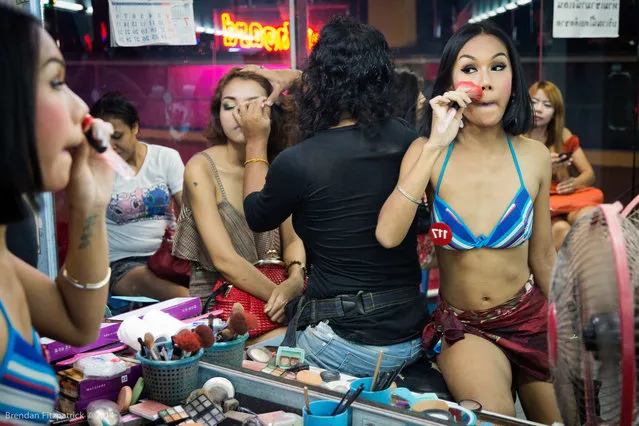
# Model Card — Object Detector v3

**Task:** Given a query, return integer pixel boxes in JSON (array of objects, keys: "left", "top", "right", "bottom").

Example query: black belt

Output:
[{"left": 281, "top": 286, "right": 420, "bottom": 347}]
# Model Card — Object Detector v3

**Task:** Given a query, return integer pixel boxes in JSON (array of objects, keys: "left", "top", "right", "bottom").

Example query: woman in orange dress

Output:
[{"left": 528, "top": 81, "right": 603, "bottom": 249}]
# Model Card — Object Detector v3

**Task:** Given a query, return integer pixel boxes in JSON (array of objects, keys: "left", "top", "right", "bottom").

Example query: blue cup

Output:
[
  {"left": 349, "top": 377, "right": 393, "bottom": 405},
  {"left": 302, "top": 400, "right": 350, "bottom": 426}
]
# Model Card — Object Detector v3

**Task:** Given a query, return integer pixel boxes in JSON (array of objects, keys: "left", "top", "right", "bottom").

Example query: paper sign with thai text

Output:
[{"left": 553, "top": 0, "right": 620, "bottom": 38}]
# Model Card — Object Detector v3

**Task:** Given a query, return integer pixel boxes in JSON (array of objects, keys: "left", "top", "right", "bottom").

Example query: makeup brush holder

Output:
[
  {"left": 350, "top": 377, "right": 393, "bottom": 405},
  {"left": 201, "top": 333, "right": 248, "bottom": 367},
  {"left": 136, "top": 342, "right": 203, "bottom": 406},
  {"left": 303, "top": 401, "right": 351, "bottom": 426}
]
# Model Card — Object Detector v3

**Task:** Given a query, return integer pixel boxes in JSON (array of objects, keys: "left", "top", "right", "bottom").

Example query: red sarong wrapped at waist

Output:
[{"left": 422, "top": 276, "right": 550, "bottom": 381}]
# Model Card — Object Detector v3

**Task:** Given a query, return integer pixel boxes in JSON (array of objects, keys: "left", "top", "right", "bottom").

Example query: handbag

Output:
[
  {"left": 147, "top": 226, "right": 191, "bottom": 286},
  {"left": 203, "top": 251, "right": 289, "bottom": 338}
]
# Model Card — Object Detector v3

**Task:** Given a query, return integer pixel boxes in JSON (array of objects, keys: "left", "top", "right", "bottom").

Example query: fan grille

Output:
[{"left": 550, "top": 206, "right": 639, "bottom": 426}]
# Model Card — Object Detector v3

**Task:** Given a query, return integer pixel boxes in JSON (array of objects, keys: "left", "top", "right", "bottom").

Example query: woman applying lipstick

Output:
[
  {"left": 377, "top": 22, "right": 560, "bottom": 422},
  {"left": 1, "top": 5, "right": 114, "bottom": 422},
  {"left": 528, "top": 80, "right": 602, "bottom": 250}
]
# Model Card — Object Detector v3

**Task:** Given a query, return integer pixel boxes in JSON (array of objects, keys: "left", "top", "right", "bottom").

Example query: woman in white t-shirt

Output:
[{"left": 91, "top": 92, "right": 188, "bottom": 300}]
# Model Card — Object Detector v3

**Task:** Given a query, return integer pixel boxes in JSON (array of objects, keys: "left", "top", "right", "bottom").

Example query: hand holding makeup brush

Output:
[
  {"left": 429, "top": 81, "right": 482, "bottom": 147},
  {"left": 65, "top": 116, "right": 115, "bottom": 212}
]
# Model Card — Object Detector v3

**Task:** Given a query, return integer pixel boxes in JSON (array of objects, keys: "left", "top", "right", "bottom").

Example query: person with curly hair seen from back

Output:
[{"left": 230, "top": 16, "right": 429, "bottom": 378}]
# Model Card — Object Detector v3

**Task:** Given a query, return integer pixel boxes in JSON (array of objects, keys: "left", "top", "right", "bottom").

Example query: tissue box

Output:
[
  {"left": 41, "top": 323, "right": 120, "bottom": 363},
  {"left": 41, "top": 297, "right": 201, "bottom": 362},
  {"left": 105, "top": 297, "right": 201, "bottom": 323},
  {"left": 58, "top": 362, "right": 142, "bottom": 400}
]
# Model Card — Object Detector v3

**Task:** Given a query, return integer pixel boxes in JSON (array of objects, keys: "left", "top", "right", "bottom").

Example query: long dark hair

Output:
[
  {"left": 204, "top": 68, "right": 295, "bottom": 161},
  {"left": 0, "top": 5, "right": 43, "bottom": 223},
  {"left": 296, "top": 15, "right": 394, "bottom": 140},
  {"left": 421, "top": 21, "right": 533, "bottom": 138},
  {"left": 392, "top": 68, "right": 424, "bottom": 128}
]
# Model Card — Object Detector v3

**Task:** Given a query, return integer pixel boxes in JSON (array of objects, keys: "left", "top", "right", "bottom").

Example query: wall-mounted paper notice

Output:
[
  {"left": 108, "top": 0, "right": 196, "bottom": 47},
  {"left": 553, "top": 0, "right": 620, "bottom": 38}
]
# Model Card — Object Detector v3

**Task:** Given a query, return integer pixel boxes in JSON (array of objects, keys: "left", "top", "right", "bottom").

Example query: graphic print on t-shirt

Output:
[{"left": 107, "top": 183, "right": 171, "bottom": 225}]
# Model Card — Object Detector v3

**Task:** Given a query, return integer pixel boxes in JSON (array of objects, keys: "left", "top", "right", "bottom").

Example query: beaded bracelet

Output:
[{"left": 286, "top": 260, "right": 308, "bottom": 279}]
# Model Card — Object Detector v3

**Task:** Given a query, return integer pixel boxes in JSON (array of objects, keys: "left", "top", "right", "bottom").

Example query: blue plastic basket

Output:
[
  {"left": 136, "top": 342, "right": 203, "bottom": 405},
  {"left": 201, "top": 333, "right": 248, "bottom": 367}
]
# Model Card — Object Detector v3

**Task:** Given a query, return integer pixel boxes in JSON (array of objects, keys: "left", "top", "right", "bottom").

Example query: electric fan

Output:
[{"left": 548, "top": 199, "right": 639, "bottom": 426}]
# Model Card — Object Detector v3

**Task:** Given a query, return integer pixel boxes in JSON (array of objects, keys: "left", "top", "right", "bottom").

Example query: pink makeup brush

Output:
[{"left": 55, "top": 344, "right": 128, "bottom": 366}]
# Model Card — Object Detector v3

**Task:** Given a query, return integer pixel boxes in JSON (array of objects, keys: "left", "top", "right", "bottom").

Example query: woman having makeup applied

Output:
[
  {"left": 377, "top": 22, "right": 561, "bottom": 422},
  {"left": 173, "top": 68, "right": 305, "bottom": 341},
  {"left": 0, "top": 5, "right": 114, "bottom": 422}
]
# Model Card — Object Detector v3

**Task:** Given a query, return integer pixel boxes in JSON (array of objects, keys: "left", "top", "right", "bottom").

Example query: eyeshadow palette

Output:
[
  {"left": 275, "top": 346, "right": 305, "bottom": 369},
  {"left": 260, "top": 364, "right": 297, "bottom": 380},
  {"left": 157, "top": 406, "right": 189, "bottom": 424},
  {"left": 128, "top": 401, "right": 170, "bottom": 421},
  {"left": 184, "top": 394, "right": 226, "bottom": 426},
  {"left": 261, "top": 365, "right": 275, "bottom": 375}
]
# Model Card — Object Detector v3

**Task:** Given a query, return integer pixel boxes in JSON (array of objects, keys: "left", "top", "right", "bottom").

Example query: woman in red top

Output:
[{"left": 528, "top": 81, "right": 603, "bottom": 249}]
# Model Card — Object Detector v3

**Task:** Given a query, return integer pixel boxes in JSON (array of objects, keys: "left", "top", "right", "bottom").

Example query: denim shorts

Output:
[
  {"left": 109, "top": 256, "right": 150, "bottom": 291},
  {"left": 296, "top": 321, "right": 423, "bottom": 378}
]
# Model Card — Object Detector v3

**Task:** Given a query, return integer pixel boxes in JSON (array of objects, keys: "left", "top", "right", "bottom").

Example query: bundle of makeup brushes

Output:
[
  {"left": 303, "top": 385, "right": 365, "bottom": 417},
  {"left": 371, "top": 360, "right": 407, "bottom": 392},
  {"left": 138, "top": 324, "right": 215, "bottom": 362},
  {"left": 330, "top": 384, "right": 365, "bottom": 415}
]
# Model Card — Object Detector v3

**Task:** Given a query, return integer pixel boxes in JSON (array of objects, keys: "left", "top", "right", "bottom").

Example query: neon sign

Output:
[{"left": 220, "top": 12, "right": 319, "bottom": 52}]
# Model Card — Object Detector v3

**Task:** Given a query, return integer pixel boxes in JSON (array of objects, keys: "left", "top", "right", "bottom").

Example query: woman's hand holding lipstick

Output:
[
  {"left": 428, "top": 89, "right": 472, "bottom": 148},
  {"left": 66, "top": 116, "right": 115, "bottom": 212},
  {"left": 82, "top": 114, "right": 136, "bottom": 181},
  {"left": 82, "top": 115, "right": 110, "bottom": 153}
]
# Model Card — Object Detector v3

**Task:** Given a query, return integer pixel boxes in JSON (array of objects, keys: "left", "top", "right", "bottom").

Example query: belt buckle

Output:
[
  {"left": 339, "top": 291, "right": 365, "bottom": 315},
  {"left": 222, "top": 283, "right": 233, "bottom": 298}
]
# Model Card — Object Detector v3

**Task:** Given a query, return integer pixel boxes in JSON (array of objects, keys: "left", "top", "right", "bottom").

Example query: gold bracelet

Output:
[
  {"left": 243, "top": 158, "right": 269, "bottom": 167},
  {"left": 61, "top": 266, "right": 111, "bottom": 290}
]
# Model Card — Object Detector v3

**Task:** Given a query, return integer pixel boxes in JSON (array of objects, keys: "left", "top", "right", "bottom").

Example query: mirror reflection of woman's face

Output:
[
  {"left": 531, "top": 89, "right": 555, "bottom": 129},
  {"left": 35, "top": 28, "right": 89, "bottom": 191},
  {"left": 451, "top": 34, "right": 513, "bottom": 129},
  {"left": 219, "top": 78, "right": 268, "bottom": 144}
]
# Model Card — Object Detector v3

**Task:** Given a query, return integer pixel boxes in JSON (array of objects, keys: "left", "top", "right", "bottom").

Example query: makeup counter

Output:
[{"left": 44, "top": 297, "right": 543, "bottom": 426}]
